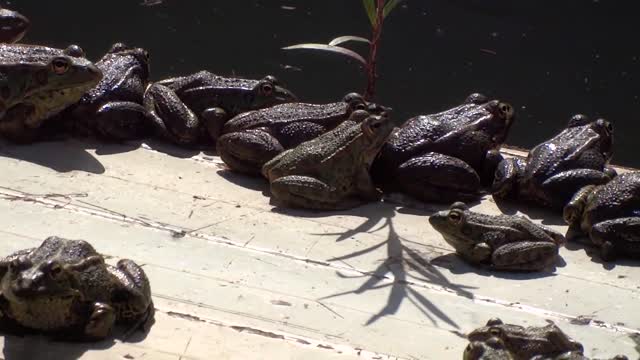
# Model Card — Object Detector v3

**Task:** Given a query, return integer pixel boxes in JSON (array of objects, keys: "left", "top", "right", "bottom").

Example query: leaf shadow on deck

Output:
[
  {"left": 0, "top": 139, "right": 106, "bottom": 174},
  {"left": 311, "top": 202, "right": 475, "bottom": 330}
]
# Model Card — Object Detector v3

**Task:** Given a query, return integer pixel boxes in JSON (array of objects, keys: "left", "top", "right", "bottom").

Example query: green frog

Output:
[
  {"left": 429, "top": 202, "right": 564, "bottom": 271},
  {"left": 0, "top": 236, "right": 154, "bottom": 340},
  {"left": 0, "top": 7, "right": 30, "bottom": 43},
  {"left": 218, "top": 92, "right": 388, "bottom": 175},
  {"left": 371, "top": 93, "right": 514, "bottom": 203},
  {"left": 563, "top": 171, "right": 640, "bottom": 261},
  {"left": 59, "top": 42, "right": 153, "bottom": 141},
  {"left": 467, "top": 318, "right": 584, "bottom": 360},
  {"left": 261, "top": 109, "right": 397, "bottom": 210},
  {"left": 143, "top": 71, "right": 297, "bottom": 145},
  {"left": 493, "top": 115, "right": 616, "bottom": 210},
  {"left": 0, "top": 43, "right": 103, "bottom": 142}
]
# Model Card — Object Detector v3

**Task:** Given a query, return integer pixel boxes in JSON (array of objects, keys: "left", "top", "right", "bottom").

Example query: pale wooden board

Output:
[{"left": 0, "top": 140, "right": 638, "bottom": 360}]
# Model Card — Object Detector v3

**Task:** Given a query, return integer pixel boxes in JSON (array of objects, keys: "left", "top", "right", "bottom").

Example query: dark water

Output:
[{"left": 5, "top": 0, "right": 640, "bottom": 167}]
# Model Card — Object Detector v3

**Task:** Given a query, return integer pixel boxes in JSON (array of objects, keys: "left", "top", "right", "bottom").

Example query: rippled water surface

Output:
[{"left": 5, "top": 0, "right": 639, "bottom": 166}]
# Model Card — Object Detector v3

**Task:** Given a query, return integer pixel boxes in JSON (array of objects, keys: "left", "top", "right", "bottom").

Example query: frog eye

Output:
[
  {"left": 51, "top": 57, "right": 71, "bottom": 75},
  {"left": 489, "top": 327, "right": 502, "bottom": 337},
  {"left": 448, "top": 210, "right": 463, "bottom": 223},
  {"left": 354, "top": 102, "right": 367, "bottom": 111},
  {"left": 64, "top": 44, "right": 85, "bottom": 58},
  {"left": 260, "top": 83, "right": 273, "bottom": 96}
]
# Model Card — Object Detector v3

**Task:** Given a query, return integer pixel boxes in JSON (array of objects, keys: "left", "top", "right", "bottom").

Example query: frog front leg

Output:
[
  {"left": 84, "top": 302, "right": 116, "bottom": 339},
  {"left": 590, "top": 217, "right": 640, "bottom": 261},
  {"left": 394, "top": 152, "right": 482, "bottom": 203},
  {"left": 491, "top": 241, "right": 559, "bottom": 271},
  {"left": 270, "top": 175, "right": 366, "bottom": 210},
  {"left": 143, "top": 83, "right": 201, "bottom": 145},
  {"left": 93, "top": 101, "right": 154, "bottom": 141},
  {"left": 540, "top": 169, "right": 612, "bottom": 209},
  {"left": 562, "top": 185, "right": 597, "bottom": 241},
  {"left": 0, "top": 103, "right": 40, "bottom": 143},
  {"left": 217, "top": 129, "right": 285, "bottom": 175},
  {"left": 109, "top": 259, "right": 154, "bottom": 336},
  {"left": 201, "top": 107, "right": 229, "bottom": 144}
]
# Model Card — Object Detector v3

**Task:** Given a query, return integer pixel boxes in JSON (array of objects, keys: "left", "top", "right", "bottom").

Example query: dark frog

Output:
[
  {"left": 493, "top": 114, "right": 616, "bottom": 210},
  {"left": 217, "top": 92, "right": 388, "bottom": 175},
  {"left": 60, "top": 42, "right": 153, "bottom": 141},
  {"left": 0, "top": 43, "right": 102, "bottom": 143},
  {"left": 0, "top": 236, "right": 154, "bottom": 340},
  {"left": 0, "top": 6, "right": 30, "bottom": 43},
  {"left": 371, "top": 93, "right": 514, "bottom": 203},
  {"left": 143, "top": 71, "right": 297, "bottom": 146},
  {"left": 563, "top": 171, "right": 640, "bottom": 261},
  {"left": 429, "top": 202, "right": 564, "bottom": 271}
]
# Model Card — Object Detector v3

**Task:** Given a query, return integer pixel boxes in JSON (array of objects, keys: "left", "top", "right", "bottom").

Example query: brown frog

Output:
[
  {"left": 429, "top": 202, "right": 564, "bottom": 271},
  {"left": 467, "top": 318, "right": 584, "bottom": 360},
  {"left": 0, "top": 236, "right": 154, "bottom": 340},
  {"left": 218, "top": 93, "right": 388, "bottom": 175},
  {"left": 261, "top": 109, "right": 397, "bottom": 210}
]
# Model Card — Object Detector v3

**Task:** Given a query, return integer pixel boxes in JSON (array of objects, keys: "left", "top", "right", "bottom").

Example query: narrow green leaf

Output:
[
  {"left": 282, "top": 44, "right": 367, "bottom": 65},
  {"left": 383, "top": 0, "right": 401, "bottom": 18},
  {"left": 362, "top": 0, "right": 377, "bottom": 27},
  {"left": 328, "top": 35, "right": 371, "bottom": 47}
]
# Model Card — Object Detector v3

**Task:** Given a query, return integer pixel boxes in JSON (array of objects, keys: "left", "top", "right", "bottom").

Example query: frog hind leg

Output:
[
  {"left": 270, "top": 175, "right": 365, "bottom": 210},
  {"left": 94, "top": 101, "right": 155, "bottom": 141},
  {"left": 590, "top": 217, "right": 640, "bottom": 261},
  {"left": 491, "top": 241, "right": 559, "bottom": 271},
  {"left": 394, "top": 152, "right": 482, "bottom": 203},
  {"left": 217, "top": 129, "right": 284, "bottom": 175},
  {"left": 109, "top": 259, "right": 155, "bottom": 338},
  {"left": 143, "top": 83, "right": 200, "bottom": 145},
  {"left": 540, "top": 169, "right": 611, "bottom": 209}
]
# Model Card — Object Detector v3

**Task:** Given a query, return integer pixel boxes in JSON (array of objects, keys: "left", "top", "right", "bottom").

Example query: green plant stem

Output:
[{"left": 364, "top": 0, "right": 386, "bottom": 101}]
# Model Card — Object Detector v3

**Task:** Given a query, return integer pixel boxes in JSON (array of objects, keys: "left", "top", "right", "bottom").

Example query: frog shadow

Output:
[
  {"left": 0, "top": 139, "right": 106, "bottom": 174},
  {"left": 431, "top": 253, "right": 564, "bottom": 280},
  {"left": 563, "top": 234, "right": 640, "bottom": 270},
  {"left": 217, "top": 169, "right": 270, "bottom": 193},
  {"left": 137, "top": 137, "right": 213, "bottom": 159},
  {"left": 492, "top": 196, "right": 567, "bottom": 226},
  {"left": 1, "top": 324, "right": 150, "bottom": 360}
]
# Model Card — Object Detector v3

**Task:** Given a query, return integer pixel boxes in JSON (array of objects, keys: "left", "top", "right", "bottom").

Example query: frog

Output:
[
  {"left": 59, "top": 42, "right": 153, "bottom": 141},
  {"left": 493, "top": 114, "right": 616, "bottom": 210},
  {"left": 0, "top": 6, "right": 30, "bottom": 43},
  {"left": 143, "top": 71, "right": 297, "bottom": 146},
  {"left": 261, "top": 109, "right": 397, "bottom": 210},
  {"left": 467, "top": 318, "right": 584, "bottom": 360},
  {"left": 429, "top": 202, "right": 564, "bottom": 271},
  {"left": 0, "top": 236, "right": 154, "bottom": 340},
  {"left": 371, "top": 93, "right": 515, "bottom": 203},
  {"left": 217, "top": 92, "right": 389, "bottom": 175},
  {"left": 0, "top": 43, "right": 103, "bottom": 143},
  {"left": 464, "top": 337, "right": 515, "bottom": 360},
  {"left": 531, "top": 353, "right": 628, "bottom": 360},
  {"left": 563, "top": 171, "right": 640, "bottom": 261}
]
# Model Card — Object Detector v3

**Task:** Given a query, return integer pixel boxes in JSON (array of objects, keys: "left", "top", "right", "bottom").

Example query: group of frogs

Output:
[{"left": 0, "top": 6, "right": 636, "bottom": 358}]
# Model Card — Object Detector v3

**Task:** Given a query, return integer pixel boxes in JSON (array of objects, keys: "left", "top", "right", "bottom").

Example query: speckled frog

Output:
[
  {"left": 429, "top": 202, "right": 564, "bottom": 271},
  {"left": 0, "top": 236, "right": 154, "bottom": 340},
  {"left": 218, "top": 92, "right": 388, "bottom": 175},
  {"left": 563, "top": 171, "right": 640, "bottom": 261},
  {"left": 371, "top": 93, "right": 514, "bottom": 203},
  {"left": 493, "top": 115, "right": 616, "bottom": 210},
  {"left": 467, "top": 318, "right": 584, "bottom": 360},
  {"left": 262, "top": 109, "right": 397, "bottom": 210},
  {"left": 143, "top": 71, "right": 297, "bottom": 145}
]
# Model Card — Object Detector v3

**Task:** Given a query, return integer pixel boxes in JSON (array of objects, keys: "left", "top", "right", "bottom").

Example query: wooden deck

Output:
[{"left": 0, "top": 139, "right": 637, "bottom": 360}]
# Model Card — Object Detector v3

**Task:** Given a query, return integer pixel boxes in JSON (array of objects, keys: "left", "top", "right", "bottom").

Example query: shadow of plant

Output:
[{"left": 315, "top": 202, "right": 475, "bottom": 329}]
